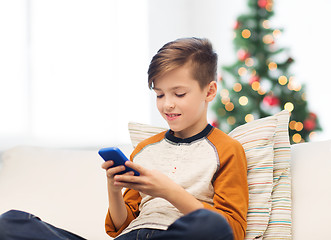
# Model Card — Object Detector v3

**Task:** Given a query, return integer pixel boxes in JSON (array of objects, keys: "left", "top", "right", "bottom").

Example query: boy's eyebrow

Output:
[{"left": 153, "top": 86, "right": 187, "bottom": 91}]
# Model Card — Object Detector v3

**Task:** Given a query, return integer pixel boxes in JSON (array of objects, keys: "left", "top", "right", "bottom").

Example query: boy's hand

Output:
[
  {"left": 111, "top": 161, "right": 204, "bottom": 215},
  {"left": 101, "top": 160, "right": 135, "bottom": 193},
  {"left": 112, "top": 161, "right": 177, "bottom": 199}
]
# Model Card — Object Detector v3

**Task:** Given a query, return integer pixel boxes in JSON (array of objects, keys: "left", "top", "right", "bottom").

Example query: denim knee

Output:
[{"left": 167, "top": 209, "right": 233, "bottom": 240}]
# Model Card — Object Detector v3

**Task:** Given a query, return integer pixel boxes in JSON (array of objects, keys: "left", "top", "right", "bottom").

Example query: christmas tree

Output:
[{"left": 212, "top": 0, "right": 322, "bottom": 144}]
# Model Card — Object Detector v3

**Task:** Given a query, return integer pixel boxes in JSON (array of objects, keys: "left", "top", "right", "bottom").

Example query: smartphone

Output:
[{"left": 98, "top": 147, "right": 140, "bottom": 176}]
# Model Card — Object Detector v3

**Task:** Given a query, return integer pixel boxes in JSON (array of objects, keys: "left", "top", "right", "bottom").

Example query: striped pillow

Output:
[
  {"left": 128, "top": 122, "right": 167, "bottom": 148},
  {"left": 128, "top": 110, "right": 291, "bottom": 239},
  {"left": 262, "top": 111, "right": 291, "bottom": 239},
  {"left": 228, "top": 110, "right": 291, "bottom": 239},
  {"left": 228, "top": 115, "right": 276, "bottom": 239}
]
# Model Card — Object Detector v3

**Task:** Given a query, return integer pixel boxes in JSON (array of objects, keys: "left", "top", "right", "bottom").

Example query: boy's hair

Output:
[{"left": 148, "top": 37, "right": 218, "bottom": 89}]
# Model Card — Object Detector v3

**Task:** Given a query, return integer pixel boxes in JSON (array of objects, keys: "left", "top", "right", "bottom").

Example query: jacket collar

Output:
[{"left": 165, "top": 124, "right": 213, "bottom": 144}]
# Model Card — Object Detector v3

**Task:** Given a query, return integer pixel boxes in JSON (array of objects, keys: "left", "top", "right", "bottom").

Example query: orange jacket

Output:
[{"left": 105, "top": 126, "right": 248, "bottom": 240}]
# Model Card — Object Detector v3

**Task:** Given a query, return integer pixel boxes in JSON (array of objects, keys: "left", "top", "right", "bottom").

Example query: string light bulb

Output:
[
  {"left": 220, "top": 89, "right": 229, "bottom": 98},
  {"left": 295, "top": 122, "right": 304, "bottom": 131},
  {"left": 289, "top": 120, "right": 296, "bottom": 130},
  {"left": 238, "top": 67, "right": 247, "bottom": 76},
  {"left": 262, "top": 20, "right": 270, "bottom": 29},
  {"left": 273, "top": 29, "right": 281, "bottom": 37},
  {"left": 268, "top": 62, "right": 277, "bottom": 70},
  {"left": 225, "top": 102, "right": 234, "bottom": 111},
  {"left": 245, "top": 58, "right": 254, "bottom": 67},
  {"left": 292, "top": 133, "right": 302, "bottom": 143},
  {"left": 309, "top": 132, "right": 316, "bottom": 139},
  {"left": 278, "top": 75, "right": 288, "bottom": 85},
  {"left": 233, "top": 83, "right": 242, "bottom": 92},
  {"left": 242, "top": 29, "right": 251, "bottom": 38},
  {"left": 239, "top": 96, "right": 249, "bottom": 106},
  {"left": 221, "top": 97, "right": 230, "bottom": 104},
  {"left": 251, "top": 81, "right": 260, "bottom": 91},
  {"left": 245, "top": 114, "right": 254, "bottom": 122},
  {"left": 227, "top": 116, "right": 236, "bottom": 125},
  {"left": 263, "top": 34, "right": 274, "bottom": 44},
  {"left": 284, "top": 102, "right": 294, "bottom": 112}
]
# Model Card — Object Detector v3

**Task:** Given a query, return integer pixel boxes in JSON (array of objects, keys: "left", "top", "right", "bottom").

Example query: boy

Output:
[{"left": 102, "top": 38, "right": 248, "bottom": 240}]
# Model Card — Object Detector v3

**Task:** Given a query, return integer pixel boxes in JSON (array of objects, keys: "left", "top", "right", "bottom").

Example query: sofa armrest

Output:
[
  {"left": 0, "top": 145, "right": 133, "bottom": 239},
  {"left": 291, "top": 140, "right": 331, "bottom": 240}
]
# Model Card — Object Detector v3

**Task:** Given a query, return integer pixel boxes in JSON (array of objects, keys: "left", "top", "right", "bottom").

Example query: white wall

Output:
[
  {"left": 147, "top": 0, "right": 331, "bottom": 142},
  {"left": 274, "top": 0, "right": 331, "bottom": 141},
  {"left": 1, "top": 0, "right": 330, "bottom": 151},
  {"left": 0, "top": 0, "right": 151, "bottom": 150}
]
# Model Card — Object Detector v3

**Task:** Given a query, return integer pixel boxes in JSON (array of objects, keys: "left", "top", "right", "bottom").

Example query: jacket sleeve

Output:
[
  {"left": 105, "top": 188, "right": 142, "bottom": 238},
  {"left": 203, "top": 134, "right": 249, "bottom": 240}
]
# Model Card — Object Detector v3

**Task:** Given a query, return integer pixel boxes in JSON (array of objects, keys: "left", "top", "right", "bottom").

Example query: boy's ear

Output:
[{"left": 206, "top": 81, "right": 217, "bottom": 102}]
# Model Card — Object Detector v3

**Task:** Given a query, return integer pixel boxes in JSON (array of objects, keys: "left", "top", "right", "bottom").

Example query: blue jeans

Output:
[
  {"left": 0, "top": 209, "right": 233, "bottom": 240},
  {"left": 115, "top": 209, "right": 233, "bottom": 240},
  {"left": 0, "top": 210, "right": 86, "bottom": 240}
]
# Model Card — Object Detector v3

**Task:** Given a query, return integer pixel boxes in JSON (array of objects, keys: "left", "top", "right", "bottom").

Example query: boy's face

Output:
[{"left": 153, "top": 64, "right": 216, "bottom": 139}]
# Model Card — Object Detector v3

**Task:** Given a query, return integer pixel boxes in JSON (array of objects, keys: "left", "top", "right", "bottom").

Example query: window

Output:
[{"left": 0, "top": 0, "right": 150, "bottom": 150}]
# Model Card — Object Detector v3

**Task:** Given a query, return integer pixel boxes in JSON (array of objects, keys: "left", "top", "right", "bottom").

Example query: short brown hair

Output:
[{"left": 148, "top": 37, "right": 218, "bottom": 89}]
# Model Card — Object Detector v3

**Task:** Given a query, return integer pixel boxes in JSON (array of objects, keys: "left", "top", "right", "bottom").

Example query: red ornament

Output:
[
  {"left": 258, "top": 0, "right": 268, "bottom": 8},
  {"left": 237, "top": 49, "right": 250, "bottom": 61},
  {"left": 309, "top": 112, "right": 317, "bottom": 120},
  {"left": 303, "top": 119, "right": 316, "bottom": 131},
  {"left": 249, "top": 75, "right": 260, "bottom": 85},
  {"left": 263, "top": 95, "right": 280, "bottom": 106},
  {"left": 211, "top": 120, "right": 219, "bottom": 128},
  {"left": 234, "top": 21, "right": 241, "bottom": 30}
]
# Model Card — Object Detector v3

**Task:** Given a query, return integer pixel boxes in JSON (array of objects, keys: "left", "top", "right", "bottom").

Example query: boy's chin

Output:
[{"left": 166, "top": 122, "right": 181, "bottom": 131}]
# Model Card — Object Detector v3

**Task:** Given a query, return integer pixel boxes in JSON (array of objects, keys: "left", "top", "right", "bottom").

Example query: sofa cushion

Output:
[
  {"left": 0, "top": 146, "right": 111, "bottom": 240},
  {"left": 128, "top": 110, "right": 291, "bottom": 239}
]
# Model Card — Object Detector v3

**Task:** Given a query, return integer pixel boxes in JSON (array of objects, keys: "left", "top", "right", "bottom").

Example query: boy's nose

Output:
[{"left": 164, "top": 99, "right": 175, "bottom": 110}]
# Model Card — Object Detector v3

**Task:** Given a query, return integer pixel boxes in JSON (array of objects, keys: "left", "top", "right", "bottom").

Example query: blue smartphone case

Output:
[{"left": 98, "top": 147, "right": 140, "bottom": 176}]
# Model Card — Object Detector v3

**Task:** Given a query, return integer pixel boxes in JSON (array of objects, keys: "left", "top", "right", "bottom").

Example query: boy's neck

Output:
[{"left": 172, "top": 120, "right": 209, "bottom": 139}]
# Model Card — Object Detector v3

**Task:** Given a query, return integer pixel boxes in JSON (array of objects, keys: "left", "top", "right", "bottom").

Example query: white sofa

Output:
[{"left": 0, "top": 140, "right": 330, "bottom": 240}]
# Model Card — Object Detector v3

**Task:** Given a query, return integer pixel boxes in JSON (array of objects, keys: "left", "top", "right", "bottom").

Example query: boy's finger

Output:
[
  {"left": 101, "top": 160, "right": 114, "bottom": 169},
  {"left": 106, "top": 165, "right": 126, "bottom": 177},
  {"left": 123, "top": 171, "right": 135, "bottom": 176},
  {"left": 114, "top": 174, "right": 139, "bottom": 185},
  {"left": 125, "top": 161, "right": 146, "bottom": 174}
]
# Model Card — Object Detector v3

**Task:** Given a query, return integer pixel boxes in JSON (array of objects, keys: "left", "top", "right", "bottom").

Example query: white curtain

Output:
[{"left": 0, "top": 0, "right": 150, "bottom": 150}]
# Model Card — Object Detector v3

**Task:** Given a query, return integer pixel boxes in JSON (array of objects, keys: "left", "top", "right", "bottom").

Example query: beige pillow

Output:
[
  {"left": 262, "top": 111, "right": 291, "bottom": 239},
  {"left": 128, "top": 110, "right": 291, "bottom": 239},
  {"left": 228, "top": 110, "right": 291, "bottom": 239}
]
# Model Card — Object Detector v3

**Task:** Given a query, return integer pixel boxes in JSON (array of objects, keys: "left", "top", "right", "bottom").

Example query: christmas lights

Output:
[
  {"left": 242, "top": 29, "right": 251, "bottom": 38},
  {"left": 227, "top": 116, "right": 236, "bottom": 125},
  {"left": 211, "top": 0, "right": 322, "bottom": 144},
  {"left": 278, "top": 75, "right": 288, "bottom": 85},
  {"left": 268, "top": 62, "right": 277, "bottom": 70},
  {"left": 225, "top": 102, "right": 234, "bottom": 111},
  {"left": 293, "top": 133, "right": 302, "bottom": 143},
  {"left": 233, "top": 83, "right": 242, "bottom": 92},
  {"left": 239, "top": 96, "right": 249, "bottom": 106},
  {"left": 245, "top": 114, "right": 254, "bottom": 122},
  {"left": 284, "top": 102, "right": 294, "bottom": 112}
]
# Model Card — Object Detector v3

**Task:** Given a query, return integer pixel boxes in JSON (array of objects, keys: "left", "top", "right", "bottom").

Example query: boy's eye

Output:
[
  {"left": 156, "top": 94, "right": 164, "bottom": 98},
  {"left": 176, "top": 93, "right": 186, "bottom": 97}
]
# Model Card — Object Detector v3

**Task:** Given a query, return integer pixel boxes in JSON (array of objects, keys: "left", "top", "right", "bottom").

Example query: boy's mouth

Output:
[{"left": 165, "top": 113, "right": 181, "bottom": 121}]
